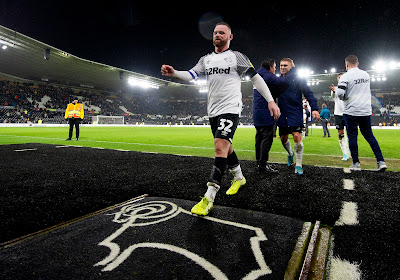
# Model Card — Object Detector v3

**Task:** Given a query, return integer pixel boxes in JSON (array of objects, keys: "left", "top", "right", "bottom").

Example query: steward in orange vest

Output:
[{"left": 65, "top": 98, "right": 84, "bottom": 141}]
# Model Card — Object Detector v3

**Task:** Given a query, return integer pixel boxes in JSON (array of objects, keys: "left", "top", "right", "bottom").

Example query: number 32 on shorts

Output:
[{"left": 218, "top": 118, "right": 233, "bottom": 136}]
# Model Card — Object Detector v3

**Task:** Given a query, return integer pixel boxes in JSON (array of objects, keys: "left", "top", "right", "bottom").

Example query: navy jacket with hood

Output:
[{"left": 253, "top": 67, "right": 292, "bottom": 126}]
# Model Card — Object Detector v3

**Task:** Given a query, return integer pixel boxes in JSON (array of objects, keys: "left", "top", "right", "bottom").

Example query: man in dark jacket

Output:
[
  {"left": 253, "top": 58, "right": 294, "bottom": 173},
  {"left": 278, "top": 58, "right": 320, "bottom": 175}
]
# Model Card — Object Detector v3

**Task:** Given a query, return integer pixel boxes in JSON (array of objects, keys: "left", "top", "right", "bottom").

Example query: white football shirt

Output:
[
  {"left": 189, "top": 49, "right": 254, "bottom": 118},
  {"left": 331, "top": 87, "right": 345, "bottom": 116},
  {"left": 336, "top": 67, "right": 372, "bottom": 116}
]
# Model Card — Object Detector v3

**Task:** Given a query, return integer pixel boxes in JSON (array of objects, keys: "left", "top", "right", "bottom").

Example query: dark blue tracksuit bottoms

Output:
[{"left": 343, "top": 114, "right": 384, "bottom": 164}]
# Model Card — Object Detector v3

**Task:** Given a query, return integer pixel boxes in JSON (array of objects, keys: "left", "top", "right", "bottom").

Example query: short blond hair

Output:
[
  {"left": 345, "top": 55, "right": 358, "bottom": 65},
  {"left": 280, "top": 58, "right": 293, "bottom": 64}
]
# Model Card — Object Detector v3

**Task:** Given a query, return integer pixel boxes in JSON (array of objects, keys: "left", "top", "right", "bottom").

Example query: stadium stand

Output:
[{"left": 1, "top": 79, "right": 399, "bottom": 126}]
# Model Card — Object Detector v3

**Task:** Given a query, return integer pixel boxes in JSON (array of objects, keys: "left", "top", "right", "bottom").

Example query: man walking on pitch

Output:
[
  {"left": 161, "top": 22, "right": 280, "bottom": 216},
  {"left": 336, "top": 55, "right": 387, "bottom": 171},
  {"left": 320, "top": 104, "right": 331, "bottom": 137},
  {"left": 277, "top": 58, "right": 320, "bottom": 175},
  {"left": 330, "top": 73, "right": 350, "bottom": 161}
]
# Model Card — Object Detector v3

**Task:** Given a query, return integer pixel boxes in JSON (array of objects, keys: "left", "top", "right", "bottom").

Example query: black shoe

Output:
[
  {"left": 257, "top": 164, "right": 279, "bottom": 174},
  {"left": 65, "top": 138, "right": 72, "bottom": 141}
]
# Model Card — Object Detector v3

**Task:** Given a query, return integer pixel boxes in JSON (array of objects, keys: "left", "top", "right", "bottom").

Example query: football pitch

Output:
[
  {"left": 1, "top": 126, "right": 400, "bottom": 279},
  {"left": 0, "top": 125, "right": 399, "bottom": 171}
]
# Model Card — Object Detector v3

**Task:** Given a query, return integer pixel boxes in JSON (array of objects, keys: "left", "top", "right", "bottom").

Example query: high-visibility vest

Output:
[{"left": 66, "top": 103, "right": 83, "bottom": 118}]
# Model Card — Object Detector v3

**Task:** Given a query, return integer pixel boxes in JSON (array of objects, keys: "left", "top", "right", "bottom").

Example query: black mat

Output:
[
  {"left": 1, "top": 143, "right": 400, "bottom": 279},
  {"left": 0, "top": 196, "right": 304, "bottom": 280}
]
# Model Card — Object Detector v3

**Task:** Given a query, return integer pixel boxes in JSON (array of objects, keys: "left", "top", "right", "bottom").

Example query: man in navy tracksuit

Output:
[
  {"left": 253, "top": 58, "right": 294, "bottom": 174},
  {"left": 277, "top": 58, "right": 320, "bottom": 175}
]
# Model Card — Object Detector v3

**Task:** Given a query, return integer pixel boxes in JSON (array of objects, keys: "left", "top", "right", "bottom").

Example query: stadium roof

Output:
[
  {"left": 1, "top": 24, "right": 399, "bottom": 98},
  {"left": 0, "top": 24, "right": 180, "bottom": 93}
]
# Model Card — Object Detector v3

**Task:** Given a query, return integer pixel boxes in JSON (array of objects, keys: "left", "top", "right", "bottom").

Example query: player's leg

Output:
[
  {"left": 344, "top": 114, "right": 361, "bottom": 170},
  {"left": 256, "top": 125, "right": 277, "bottom": 173},
  {"left": 255, "top": 126, "right": 262, "bottom": 166},
  {"left": 280, "top": 127, "right": 294, "bottom": 166},
  {"left": 192, "top": 114, "right": 240, "bottom": 215},
  {"left": 336, "top": 115, "right": 349, "bottom": 161},
  {"left": 292, "top": 129, "right": 304, "bottom": 175},
  {"left": 358, "top": 116, "right": 387, "bottom": 171},
  {"left": 214, "top": 114, "right": 246, "bottom": 195}
]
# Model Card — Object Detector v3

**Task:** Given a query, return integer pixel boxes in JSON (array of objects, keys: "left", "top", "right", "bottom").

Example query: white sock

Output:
[
  {"left": 205, "top": 182, "right": 220, "bottom": 202},
  {"left": 283, "top": 139, "right": 294, "bottom": 156},
  {"left": 339, "top": 138, "right": 348, "bottom": 156},
  {"left": 229, "top": 164, "right": 243, "bottom": 181},
  {"left": 294, "top": 142, "right": 304, "bottom": 167}
]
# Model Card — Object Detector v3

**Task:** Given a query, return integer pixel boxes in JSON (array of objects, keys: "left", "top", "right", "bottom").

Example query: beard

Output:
[{"left": 213, "top": 37, "right": 228, "bottom": 48}]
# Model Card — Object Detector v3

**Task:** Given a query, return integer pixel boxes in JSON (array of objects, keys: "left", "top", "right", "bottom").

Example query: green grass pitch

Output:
[{"left": 0, "top": 125, "right": 399, "bottom": 171}]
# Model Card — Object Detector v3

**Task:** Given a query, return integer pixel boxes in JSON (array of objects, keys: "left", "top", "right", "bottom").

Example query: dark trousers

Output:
[
  {"left": 255, "top": 125, "right": 274, "bottom": 166},
  {"left": 68, "top": 118, "right": 81, "bottom": 139},
  {"left": 343, "top": 114, "right": 384, "bottom": 163},
  {"left": 321, "top": 119, "right": 330, "bottom": 136}
]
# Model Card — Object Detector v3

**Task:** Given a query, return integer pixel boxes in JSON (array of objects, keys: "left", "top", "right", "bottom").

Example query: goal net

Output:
[{"left": 92, "top": 115, "right": 124, "bottom": 125}]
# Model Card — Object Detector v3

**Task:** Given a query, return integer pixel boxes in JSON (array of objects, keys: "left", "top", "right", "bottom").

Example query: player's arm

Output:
[
  {"left": 330, "top": 84, "right": 336, "bottom": 98},
  {"left": 300, "top": 80, "right": 320, "bottom": 120},
  {"left": 336, "top": 77, "right": 348, "bottom": 100},
  {"left": 250, "top": 71, "right": 281, "bottom": 119},
  {"left": 161, "top": 57, "right": 205, "bottom": 82},
  {"left": 161, "top": 65, "right": 193, "bottom": 82}
]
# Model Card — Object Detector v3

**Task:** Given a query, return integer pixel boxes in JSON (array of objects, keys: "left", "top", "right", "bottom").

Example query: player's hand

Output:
[
  {"left": 313, "top": 110, "right": 320, "bottom": 121},
  {"left": 161, "top": 65, "right": 175, "bottom": 77},
  {"left": 268, "top": 101, "right": 281, "bottom": 121}
]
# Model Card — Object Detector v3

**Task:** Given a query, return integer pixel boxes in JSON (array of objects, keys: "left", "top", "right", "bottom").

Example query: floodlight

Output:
[
  {"left": 298, "top": 68, "right": 311, "bottom": 78},
  {"left": 128, "top": 77, "right": 159, "bottom": 89},
  {"left": 330, "top": 68, "right": 336, "bottom": 73},
  {"left": 373, "top": 61, "right": 385, "bottom": 72},
  {"left": 1, "top": 45, "right": 7, "bottom": 50}
]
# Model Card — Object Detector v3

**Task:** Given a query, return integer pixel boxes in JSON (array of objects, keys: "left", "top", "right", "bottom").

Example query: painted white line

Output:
[
  {"left": 55, "top": 146, "right": 71, "bottom": 148},
  {"left": 3, "top": 134, "right": 399, "bottom": 160},
  {"left": 343, "top": 179, "right": 355, "bottom": 190},
  {"left": 328, "top": 256, "right": 361, "bottom": 280},
  {"left": 335, "top": 202, "right": 359, "bottom": 226},
  {"left": 14, "top": 148, "right": 37, "bottom": 152}
]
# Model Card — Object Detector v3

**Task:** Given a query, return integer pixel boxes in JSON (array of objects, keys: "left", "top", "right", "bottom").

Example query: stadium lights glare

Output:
[
  {"left": 297, "top": 68, "right": 313, "bottom": 78},
  {"left": 199, "top": 87, "right": 208, "bottom": 93},
  {"left": 1, "top": 45, "right": 7, "bottom": 50},
  {"left": 191, "top": 79, "right": 207, "bottom": 86},
  {"left": 306, "top": 79, "right": 320, "bottom": 86},
  {"left": 372, "top": 60, "right": 385, "bottom": 72},
  {"left": 330, "top": 68, "right": 336, "bottom": 73},
  {"left": 128, "top": 77, "right": 159, "bottom": 89},
  {"left": 370, "top": 74, "right": 387, "bottom": 82}
]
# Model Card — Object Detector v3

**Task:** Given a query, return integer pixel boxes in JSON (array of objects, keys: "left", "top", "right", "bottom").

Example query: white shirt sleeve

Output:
[
  {"left": 336, "top": 76, "right": 348, "bottom": 100},
  {"left": 251, "top": 74, "right": 273, "bottom": 102},
  {"left": 173, "top": 70, "right": 194, "bottom": 82}
]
